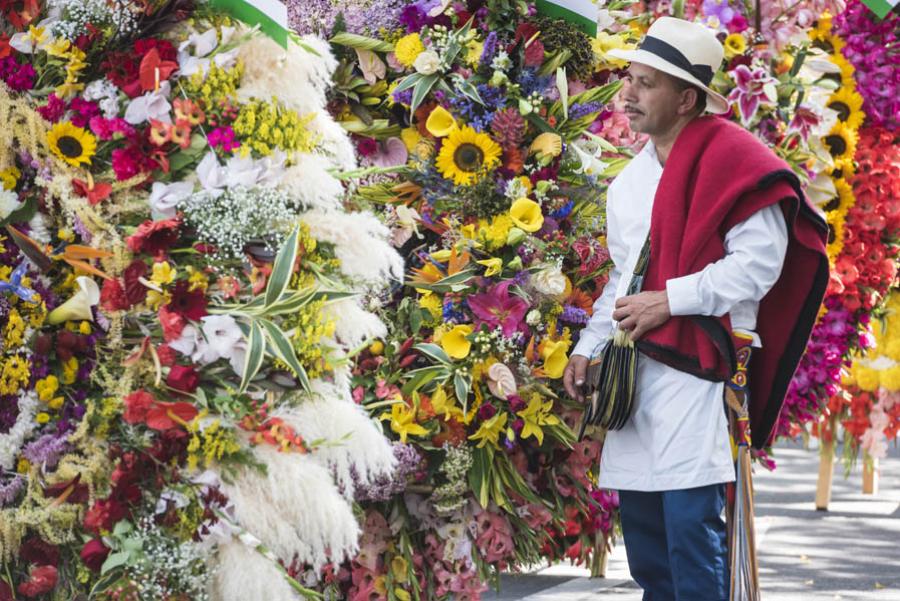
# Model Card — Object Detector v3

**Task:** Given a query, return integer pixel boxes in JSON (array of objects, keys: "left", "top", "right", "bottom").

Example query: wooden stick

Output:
[
  {"left": 862, "top": 454, "right": 879, "bottom": 495},
  {"left": 815, "top": 439, "right": 835, "bottom": 511}
]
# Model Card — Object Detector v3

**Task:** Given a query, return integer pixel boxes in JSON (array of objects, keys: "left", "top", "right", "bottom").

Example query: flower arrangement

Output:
[{"left": 1, "top": 1, "right": 403, "bottom": 598}]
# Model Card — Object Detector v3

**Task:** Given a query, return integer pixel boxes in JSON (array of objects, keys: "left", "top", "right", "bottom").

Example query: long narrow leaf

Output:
[
  {"left": 454, "top": 372, "right": 471, "bottom": 414},
  {"left": 265, "top": 227, "right": 300, "bottom": 308},
  {"left": 239, "top": 321, "right": 266, "bottom": 392},
  {"left": 414, "top": 343, "right": 452, "bottom": 365},
  {"left": 258, "top": 318, "right": 311, "bottom": 392},
  {"left": 393, "top": 72, "right": 423, "bottom": 94},
  {"left": 401, "top": 365, "right": 447, "bottom": 395},
  {"left": 410, "top": 73, "right": 439, "bottom": 114},
  {"left": 329, "top": 32, "right": 394, "bottom": 53}
]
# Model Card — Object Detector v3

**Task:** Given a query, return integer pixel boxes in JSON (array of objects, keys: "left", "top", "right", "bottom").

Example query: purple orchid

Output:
[
  {"left": 467, "top": 281, "right": 529, "bottom": 338},
  {"left": 701, "top": 0, "right": 736, "bottom": 28},
  {"left": 727, "top": 65, "right": 777, "bottom": 126}
]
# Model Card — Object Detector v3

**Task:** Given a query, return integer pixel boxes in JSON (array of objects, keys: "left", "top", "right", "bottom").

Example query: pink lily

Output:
[
  {"left": 467, "top": 281, "right": 529, "bottom": 337},
  {"left": 727, "top": 64, "right": 777, "bottom": 126}
]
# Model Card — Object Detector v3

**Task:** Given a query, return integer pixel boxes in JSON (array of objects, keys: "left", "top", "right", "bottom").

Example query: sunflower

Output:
[
  {"left": 827, "top": 86, "right": 866, "bottom": 131},
  {"left": 823, "top": 177, "right": 855, "bottom": 216},
  {"left": 435, "top": 126, "right": 501, "bottom": 186},
  {"left": 47, "top": 122, "right": 96, "bottom": 168},
  {"left": 823, "top": 121, "right": 858, "bottom": 163},
  {"left": 828, "top": 51, "right": 856, "bottom": 86},
  {"left": 808, "top": 12, "right": 833, "bottom": 44}
]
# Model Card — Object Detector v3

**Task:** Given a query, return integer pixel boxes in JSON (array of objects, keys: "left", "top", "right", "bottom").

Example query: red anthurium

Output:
[
  {"left": 139, "top": 47, "right": 178, "bottom": 92},
  {"left": 72, "top": 178, "right": 113, "bottom": 205},
  {"left": 145, "top": 401, "right": 198, "bottom": 431}
]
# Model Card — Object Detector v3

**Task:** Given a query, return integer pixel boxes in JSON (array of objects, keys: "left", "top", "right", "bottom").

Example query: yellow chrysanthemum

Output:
[
  {"left": 47, "top": 122, "right": 96, "bottom": 168},
  {"left": 435, "top": 126, "right": 501, "bottom": 186},
  {"left": 824, "top": 121, "right": 858, "bottom": 163},
  {"left": 827, "top": 86, "right": 866, "bottom": 131},
  {"left": 724, "top": 33, "right": 747, "bottom": 59},
  {"left": 395, "top": 33, "right": 425, "bottom": 68},
  {"left": 509, "top": 197, "right": 544, "bottom": 233},
  {"left": 0, "top": 166, "right": 20, "bottom": 191}
]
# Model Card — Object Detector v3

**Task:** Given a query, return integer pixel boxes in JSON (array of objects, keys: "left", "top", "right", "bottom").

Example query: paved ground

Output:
[{"left": 485, "top": 442, "right": 900, "bottom": 600}]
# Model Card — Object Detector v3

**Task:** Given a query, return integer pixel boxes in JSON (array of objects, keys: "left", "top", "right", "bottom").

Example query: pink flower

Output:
[
  {"left": 208, "top": 126, "right": 240, "bottom": 152},
  {"left": 473, "top": 509, "right": 514, "bottom": 563},
  {"left": 727, "top": 64, "right": 776, "bottom": 126},
  {"left": 467, "top": 281, "right": 529, "bottom": 337}
]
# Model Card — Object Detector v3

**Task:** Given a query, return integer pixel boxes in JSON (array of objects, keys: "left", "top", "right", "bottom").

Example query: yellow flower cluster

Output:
[
  {"left": 183, "top": 61, "right": 245, "bottom": 105},
  {"left": 0, "top": 166, "right": 20, "bottom": 190},
  {"left": 0, "top": 355, "right": 30, "bottom": 396},
  {"left": 36, "top": 375, "right": 65, "bottom": 410},
  {"left": 394, "top": 33, "right": 425, "bottom": 67},
  {"left": 810, "top": 18, "right": 865, "bottom": 263},
  {"left": 186, "top": 418, "right": 242, "bottom": 471},
  {"left": 44, "top": 36, "right": 88, "bottom": 99},
  {"left": 477, "top": 214, "right": 513, "bottom": 251},
  {"left": 3, "top": 308, "right": 26, "bottom": 347},
  {"left": 288, "top": 297, "right": 336, "bottom": 378},
  {"left": 846, "top": 292, "right": 900, "bottom": 392},
  {"left": 232, "top": 98, "right": 318, "bottom": 157}
]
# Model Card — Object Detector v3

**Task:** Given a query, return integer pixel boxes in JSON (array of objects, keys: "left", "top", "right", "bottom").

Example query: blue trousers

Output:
[{"left": 619, "top": 483, "right": 729, "bottom": 601}]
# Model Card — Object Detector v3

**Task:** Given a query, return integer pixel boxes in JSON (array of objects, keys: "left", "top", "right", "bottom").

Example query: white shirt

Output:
[{"left": 572, "top": 141, "right": 788, "bottom": 491}]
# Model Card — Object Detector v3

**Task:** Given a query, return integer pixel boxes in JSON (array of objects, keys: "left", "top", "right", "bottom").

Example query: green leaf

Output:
[
  {"left": 401, "top": 365, "right": 448, "bottom": 395},
  {"left": 453, "top": 75, "right": 485, "bottom": 106},
  {"left": 330, "top": 32, "right": 394, "bottom": 53},
  {"left": 409, "top": 306, "right": 423, "bottom": 334},
  {"left": 394, "top": 72, "right": 423, "bottom": 94},
  {"left": 410, "top": 73, "right": 440, "bottom": 115},
  {"left": 258, "top": 318, "right": 311, "bottom": 392},
  {"left": 406, "top": 268, "right": 477, "bottom": 293},
  {"left": 556, "top": 67, "right": 568, "bottom": 121},
  {"left": 100, "top": 551, "right": 130, "bottom": 575},
  {"left": 453, "top": 371, "right": 471, "bottom": 414},
  {"left": 265, "top": 226, "right": 300, "bottom": 308},
  {"left": 469, "top": 447, "right": 493, "bottom": 508},
  {"left": 239, "top": 321, "right": 266, "bottom": 392},
  {"left": 526, "top": 112, "right": 557, "bottom": 135},
  {"left": 414, "top": 343, "right": 452, "bottom": 365}
]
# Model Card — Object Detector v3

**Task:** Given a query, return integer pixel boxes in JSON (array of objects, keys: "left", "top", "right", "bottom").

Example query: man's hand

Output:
[
  {"left": 563, "top": 354, "right": 590, "bottom": 403},
  {"left": 612, "top": 290, "right": 671, "bottom": 341}
]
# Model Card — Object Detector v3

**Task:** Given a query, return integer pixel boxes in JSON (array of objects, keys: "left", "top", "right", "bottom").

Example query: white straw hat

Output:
[{"left": 607, "top": 17, "right": 729, "bottom": 114}]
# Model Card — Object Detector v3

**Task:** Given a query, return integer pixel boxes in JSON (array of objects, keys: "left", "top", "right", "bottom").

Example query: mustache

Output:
[{"left": 624, "top": 105, "right": 643, "bottom": 114}]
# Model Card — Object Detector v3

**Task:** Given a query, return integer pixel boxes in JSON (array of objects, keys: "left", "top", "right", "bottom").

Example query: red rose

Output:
[
  {"left": 156, "top": 343, "right": 177, "bottom": 366},
  {"left": 159, "top": 305, "right": 186, "bottom": 341},
  {"left": 80, "top": 538, "right": 110, "bottom": 572},
  {"left": 145, "top": 401, "right": 199, "bottom": 430},
  {"left": 83, "top": 498, "right": 127, "bottom": 534},
  {"left": 123, "top": 390, "right": 156, "bottom": 423},
  {"left": 167, "top": 280, "right": 208, "bottom": 321},
  {"left": 126, "top": 217, "right": 181, "bottom": 256},
  {"left": 17, "top": 565, "right": 58, "bottom": 597},
  {"left": 167, "top": 364, "right": 200, "bottom": 394},
  {"left": 100, "top": 278, "right": 130, "bottom": 311},
  {"left": 19, "top": 537, "right": 59, "bottom": 567},
  {"left": 123, "top": 259, "right": 149, "bottom": 305}
]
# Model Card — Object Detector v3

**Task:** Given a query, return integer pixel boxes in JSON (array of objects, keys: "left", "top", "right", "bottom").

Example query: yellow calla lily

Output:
[
  {"left": 47, "top": 276, "right": 100, "bottom": 325},
  {"left": 540, "top": 338, "right": 571, "bottom": 379},
  {"left": 529, "top": 132, "right": 562, "bottom": 161},
  {"left": 400, "top": 127, "right": 421, "bottom": 152},
  {"left": 509, "top": 197, "right": 544, "bottom": 233},
  {"left": 425, "top": 105, "right": 458, "bottom": 137},
  {"left": 476, "top": 257, "right": 503, "bottom": 277},
  {"left": 441, "top": 324, "right": 473, "bottom": 359}
]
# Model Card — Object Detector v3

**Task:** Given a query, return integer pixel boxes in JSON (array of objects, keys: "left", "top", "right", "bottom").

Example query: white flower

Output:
[
  {"left": 570, "top": 139, "right": 608, "bottom": 176},
  {"left": 0, "top": 189, "right": 23, "bottom": 220},
  {"left": 526, "top": 309, "right": 542, "bottom": 326},
  {"left": 124, "top": 81, "right": 172, "bottom": 125},
  {"left": 149, "top": 181, "right": 193, "bottom": 220},
  {"left": 169, "top": 324, "right": 200, "bottom": 357},
  {"left": 178, "top": 27, "right": 239, "bottom": 76},
  {"left": 0, "top": 391, "right": 39, "bottom": 470},
  {"left": 428, "top": 0, "right": 453, "bottom": 17},
  {"left": 199, "top": 315, "right": 243, "bottom": 364},
  {"left": 83, "top": 79, "right": 120, "bottom": 118},
  {"left": 196, "top": 152, "right": 228, "bottom": 196},
  {"left": 413, "top": 50, "right": 441, "bottom": 75},
  {"left": 531, "top": 263, "right": 567, "bottom": 296}
]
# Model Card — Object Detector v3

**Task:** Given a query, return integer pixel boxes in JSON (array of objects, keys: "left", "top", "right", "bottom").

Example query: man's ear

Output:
[{"left": 678, "top": 87, "right": 700, "bottom": 116}]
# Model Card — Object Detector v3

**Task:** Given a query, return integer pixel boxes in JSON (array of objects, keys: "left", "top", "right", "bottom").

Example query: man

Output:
[{"left": 563, "top": 17, "right": 829, "bottom": 601}]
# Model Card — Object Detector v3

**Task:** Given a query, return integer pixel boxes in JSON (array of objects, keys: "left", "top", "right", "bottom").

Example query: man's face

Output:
[{"left": 621, "top": 63, "right": 688, "bottom": 136}]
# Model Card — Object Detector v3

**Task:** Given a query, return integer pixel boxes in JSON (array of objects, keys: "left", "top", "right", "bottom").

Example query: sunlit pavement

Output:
[{"left": 486, "top": 442, "right": 900, "bottom": 600}]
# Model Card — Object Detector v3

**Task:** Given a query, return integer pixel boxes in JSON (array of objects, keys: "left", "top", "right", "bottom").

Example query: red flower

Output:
[
  {"left": 80, "top": 538, "right": 111, "bottom": 572},
  {"left": 122, "top": 259, "right": 149, "bottom": 306},
  {"left": 17, "top": 565, "right": 57, "bottom": 598},
  {"left": 167, "top": 364, "right": 200, "bottom": 394},
  {"left": 126, "top": 218, "right": 181, "bottom": 256},
  {"left": 100, "top": 278, "right": 130, "bottom": 311},
  {"left": 159, "top": 305, "right": 186, "bottom": 341},
  {"left": 123, "top": 390, "right": 156, "bottom": 424},
  {"left": 167, "top": 280, "right": 208, "bottom": 320},
  {"left": 73, "top": 178, "right": 113, "bottom": 205},
  {"left": 156, "top": 343, "right": 177, "bottom": 366},
  {"left": 0, "top": 579, "right": 12, "bottom": 601},
  {"left": 145, "top": 401, "right": 198, "bottom": 430},
  {"left": 19, "top": 537, "right": 59, "bottom": 567},
  {"left": 83, "top": 498, "right": 127, "bottom": 534}
]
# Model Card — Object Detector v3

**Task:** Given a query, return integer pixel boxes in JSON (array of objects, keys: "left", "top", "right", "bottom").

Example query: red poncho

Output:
[{"left": 636, "top": 116, "right": 829, "bottom": 448}]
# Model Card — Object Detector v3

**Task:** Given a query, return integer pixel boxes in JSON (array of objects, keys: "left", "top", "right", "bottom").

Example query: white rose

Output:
[
  {"left": 413, "top": 50, "right": 441, "bottom": 75},
  {"left": 532, "top": 264, "right": 567, "bottom": 296},
  {"left": 526, "top": 309, "right": 542, "bottom": 326}
]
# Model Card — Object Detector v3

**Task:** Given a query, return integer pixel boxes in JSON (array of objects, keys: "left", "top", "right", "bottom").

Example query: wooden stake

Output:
[
  {"left": 815, "top": 440, "right": 835, "bottom": 510},
  {"left": 862, "top": 454, "right": 879, "bottom": 495}
]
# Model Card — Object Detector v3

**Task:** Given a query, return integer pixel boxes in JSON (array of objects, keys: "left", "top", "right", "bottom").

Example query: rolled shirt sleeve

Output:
[
  {"left": 665, "top": 204, "right": 789, "bottom": 318},
  {"left": 572, "top": 263, "right": 622, "bottom": 358}
]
